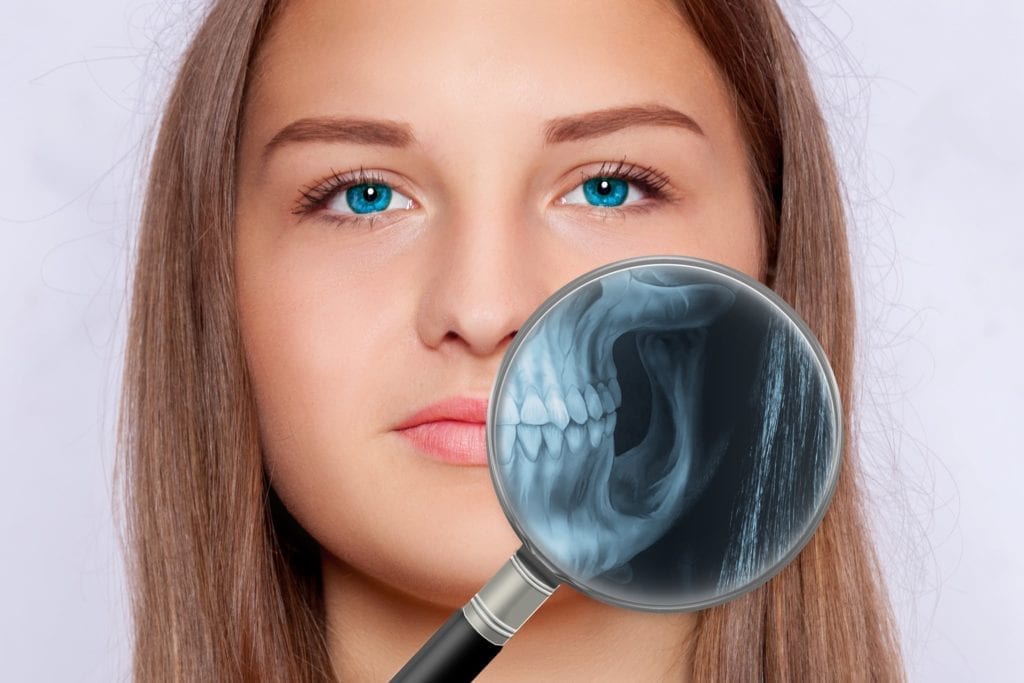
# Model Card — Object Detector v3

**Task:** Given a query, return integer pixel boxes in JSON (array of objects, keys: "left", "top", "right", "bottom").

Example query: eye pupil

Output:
[{"left": 346, "top": 183, "right": 392, "bottom": 214}]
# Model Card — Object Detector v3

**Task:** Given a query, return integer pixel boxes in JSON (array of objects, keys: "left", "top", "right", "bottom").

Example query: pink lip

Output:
[{"left": 395, "top": 397, "right": 490, "bottom": 466}]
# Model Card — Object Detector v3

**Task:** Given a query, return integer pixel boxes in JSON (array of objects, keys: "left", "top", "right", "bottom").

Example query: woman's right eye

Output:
[
  {"left": 326, "top": 182, "right": 414, "bottom": 216},
  {"left": 292, "top": 168, "right": 418, "bottom": 227}
]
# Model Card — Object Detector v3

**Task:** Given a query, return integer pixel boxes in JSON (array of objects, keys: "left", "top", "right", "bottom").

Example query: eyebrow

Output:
[
  {"left": 261, "top": 103, "right": 704, "bottom": 160},
  {"left": 544, "top": 104, "right": 704, "bottom": 143},
  {"left": 262, "top": 117, "right": 414, "bottom": 159}
]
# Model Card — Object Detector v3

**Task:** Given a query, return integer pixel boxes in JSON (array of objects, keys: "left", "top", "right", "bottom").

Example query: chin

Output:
[
  {"left": 320, "top": 470, "right": 523, "bottom": 610},
  {"left": 399, "top": 502, "right": 523, "bottom": 607}
]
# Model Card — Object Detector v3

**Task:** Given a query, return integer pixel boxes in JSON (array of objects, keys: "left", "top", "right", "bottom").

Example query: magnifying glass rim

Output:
[{"left": 485, "top": 254, "right": 843, "bottom": 612}]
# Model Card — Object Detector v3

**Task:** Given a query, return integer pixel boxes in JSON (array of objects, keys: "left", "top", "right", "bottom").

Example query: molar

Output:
[
  {"left": 608, "top": 377, "right": 622, "bottom": 407},
  {"left": 583, "top": 385, "right": 603, "bottom": 420},
  {"left": 597, "top": 383, "right": 615, "bottom": 414},
  {"left": 587, "top": 419, "right": 604, "bottom": 448},
  {"left": 603, "top": 412, "right": 617, "bottom": 437},
  {"left": 564, "top": 423, "right": 587, "bottom": 453}
]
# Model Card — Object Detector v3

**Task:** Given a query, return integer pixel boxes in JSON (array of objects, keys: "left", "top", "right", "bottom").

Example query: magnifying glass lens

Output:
[{"left": 488, "top": 258, "right": 841, "bottom": 610}]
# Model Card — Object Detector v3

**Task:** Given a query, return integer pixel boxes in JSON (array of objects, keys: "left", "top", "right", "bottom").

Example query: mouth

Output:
[{"left": 395, "top": 396, "right": 489, "bottom": 466}]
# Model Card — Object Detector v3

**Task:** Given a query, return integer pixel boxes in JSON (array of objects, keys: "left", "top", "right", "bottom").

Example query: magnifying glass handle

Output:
[{"left": 390, "top": 547, "right": 558, "bottom": 682}]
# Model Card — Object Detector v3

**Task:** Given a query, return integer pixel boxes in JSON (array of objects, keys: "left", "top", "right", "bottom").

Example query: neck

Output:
[{"left": 323, "top": 552, "right": 697, "bottom": 681}]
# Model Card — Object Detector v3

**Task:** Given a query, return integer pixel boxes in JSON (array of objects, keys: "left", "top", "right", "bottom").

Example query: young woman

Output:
[{"left": 119, "top": 0, "right": 904, "bottom": 679}]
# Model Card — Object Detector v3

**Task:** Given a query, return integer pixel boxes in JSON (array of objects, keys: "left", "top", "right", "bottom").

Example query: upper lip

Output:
[{"left": 395, "top": 396, "right": 489, "bottom": 429}]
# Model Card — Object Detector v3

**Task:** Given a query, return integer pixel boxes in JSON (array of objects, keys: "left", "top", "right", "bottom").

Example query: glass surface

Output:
[{"left": 487, "top": 257, "right": 841, "bottom": 611}]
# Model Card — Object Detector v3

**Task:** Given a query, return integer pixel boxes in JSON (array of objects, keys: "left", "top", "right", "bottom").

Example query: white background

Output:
[{"left": 1, "top": 1, "right": 1020, "bottom": 680}]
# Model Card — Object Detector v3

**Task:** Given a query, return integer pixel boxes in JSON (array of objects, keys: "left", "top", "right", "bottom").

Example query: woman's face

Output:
[{"left": 236, "top": 0, "right": 762, "bottom": 606}]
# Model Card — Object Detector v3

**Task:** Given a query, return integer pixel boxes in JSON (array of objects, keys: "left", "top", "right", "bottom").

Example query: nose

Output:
[{"left": 415, "top": 209, "right": 551, "bottom": 358}]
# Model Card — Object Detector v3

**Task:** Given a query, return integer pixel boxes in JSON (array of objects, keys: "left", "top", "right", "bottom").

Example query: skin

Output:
[{"left": 235, "top": 0, "right": 764, "bottom": 679}]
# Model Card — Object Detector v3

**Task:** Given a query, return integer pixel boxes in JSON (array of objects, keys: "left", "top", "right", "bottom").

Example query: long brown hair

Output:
[{"left": 118, "top": 0, "right": 904, "bottom": 679}]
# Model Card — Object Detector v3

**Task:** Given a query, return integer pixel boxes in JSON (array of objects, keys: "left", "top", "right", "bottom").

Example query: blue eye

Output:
[
  {"left": 582, "top": 177, "right": 629, "bottom": 207},
  {"left": 294, "top": 168, "right": 417, "bottom": 227},
  {"left": 561, "top": 176, "right": 645, "bottom": 208},
  {"left": 327, "top": 183, "right": 411, "bottom": 215},
  {"left": 346, "top": 183, "right": 392, "bottom": 213}
]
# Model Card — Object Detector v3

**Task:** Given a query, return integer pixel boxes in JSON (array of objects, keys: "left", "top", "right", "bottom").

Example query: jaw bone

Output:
[{"left": 496, "top": 269, "right": 735, "bottom": 580}]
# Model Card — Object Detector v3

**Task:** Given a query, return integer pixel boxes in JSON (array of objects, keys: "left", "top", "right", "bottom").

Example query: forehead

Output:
[{"left": 245, "top": 0, "right": 731, "bottom": 145}]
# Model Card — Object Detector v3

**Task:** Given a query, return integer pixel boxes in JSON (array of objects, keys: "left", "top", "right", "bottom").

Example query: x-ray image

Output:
[{"left": 488, "top": 259, "right": 840, "bottom": 610}]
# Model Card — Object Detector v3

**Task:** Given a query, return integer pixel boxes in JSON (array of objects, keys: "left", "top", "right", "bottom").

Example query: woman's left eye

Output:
[
  {"left": 560, "top": 177, "right": 642, "bottom": 208},
  {"left": 558, "top": 162, "right": 671, "bottom": 210}
]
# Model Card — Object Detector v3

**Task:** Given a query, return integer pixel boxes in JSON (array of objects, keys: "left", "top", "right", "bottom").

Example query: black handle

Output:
[{"left": 390, "top": 609, "right": 501, "bottom": 683}]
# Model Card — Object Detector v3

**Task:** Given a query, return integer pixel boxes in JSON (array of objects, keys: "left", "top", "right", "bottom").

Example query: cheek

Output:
[
  {"left": 234, "top": 228, "right": 521, "bottom": 606},
  {"left": 234, "top": 229, "right": 397, "bottom": 534},
  {"left": 559, "top": 188, "right": 763, "bottom": 285},
  {"left": 685, "top": 180, "right": 764, "bottom": 280},
  {"left": 237, "top": 249, "right": 377, "bottom": 450},
  {"left": 672, "top": 136, "right": 765, "bottom": 281}
]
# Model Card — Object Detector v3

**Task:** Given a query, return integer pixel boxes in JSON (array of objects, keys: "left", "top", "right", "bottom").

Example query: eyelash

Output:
[
  {"left": 582, "top": 159, "right": 672, "bottom": 199},
  {"left": 292, "top": 166, "right": 389, "bottom": 218},
  {"left": 291, "top": 159, "right": 675, "bottom": 226}
]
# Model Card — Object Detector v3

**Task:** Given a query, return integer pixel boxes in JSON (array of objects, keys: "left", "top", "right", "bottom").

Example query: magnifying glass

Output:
[{"left": 391, "top": 255, "right": 842, "bottom": 682}]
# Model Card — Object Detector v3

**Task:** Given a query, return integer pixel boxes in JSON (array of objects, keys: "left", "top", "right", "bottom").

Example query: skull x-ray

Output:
[{"left": 488, "top": 259, "right": 840, "bottom": 610}]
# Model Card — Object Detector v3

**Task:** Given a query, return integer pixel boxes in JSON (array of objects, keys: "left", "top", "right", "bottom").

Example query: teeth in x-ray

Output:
[
  {"left": 545, "top": 389, "right": 570, "bottom": 429},
  {"left": 497, "top": 398, "right": 520, "bottom": 426},
  {"left": 503, "top": 408, "right": 614, "bottom": 461},
  {"left": 565, "top": 387, "right": 589, "bottom": 424},
  {"left": 564, "top": 423, "right": 587, "bottom": 452},
  {"left": 541, "top": 424, "right": 564, "bottom": 458},
  {"left": 597, "top": 383, "right": 616, "bottom": 414},
  {"left": 603, "top": 412, "right": 617, "bottom": 437},
  {"left": 510, "top": 381, "right": 613, "bottom": 427},
  {"left": 583, "top": 385, "right": 603, "bottom": 420},
  {"left": 587, "top": 419, "right": 604, "bottom": 448},
  {"left": 608, "top": 377, "right": 622, "bottom": 407},
  {"left": 517, "top": 424, "right": 543, "bottom": 461},
  {"left": 520, "top": 387, "right": 548, "bottom": 425},
  {"left": 500, "top": 385, "right": 617, "bottom": 462}
]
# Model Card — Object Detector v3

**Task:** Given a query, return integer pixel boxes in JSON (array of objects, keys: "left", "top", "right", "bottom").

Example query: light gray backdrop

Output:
[{"left": 1, "top": 1, "right": 1020, "bottom": 680}]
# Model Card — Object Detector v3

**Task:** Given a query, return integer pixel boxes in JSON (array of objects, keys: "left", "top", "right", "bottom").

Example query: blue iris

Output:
[
  {"left": 582, "top": 177, "right": 628, "bottom": 207},
  {"left": 346, "top": 183, "right": 393, "bottom": 214}
]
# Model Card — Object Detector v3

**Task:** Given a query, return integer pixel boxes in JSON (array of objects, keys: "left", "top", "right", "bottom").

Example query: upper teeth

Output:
[
  {"left": 496, "top": 379, "right": 621, "bottom": 427},
  {"left": 495, "top": 379, "right": 621, "bottom": 463}
]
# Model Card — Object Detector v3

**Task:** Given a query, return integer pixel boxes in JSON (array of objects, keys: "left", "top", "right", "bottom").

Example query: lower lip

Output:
[{"left": 397, "top": 421, "right": 489, "bottom": 466}]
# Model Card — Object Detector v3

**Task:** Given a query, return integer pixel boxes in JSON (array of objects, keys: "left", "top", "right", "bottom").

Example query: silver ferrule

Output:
[{"left": 462, "top": 551, "right": 558, "bottom": 646}]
